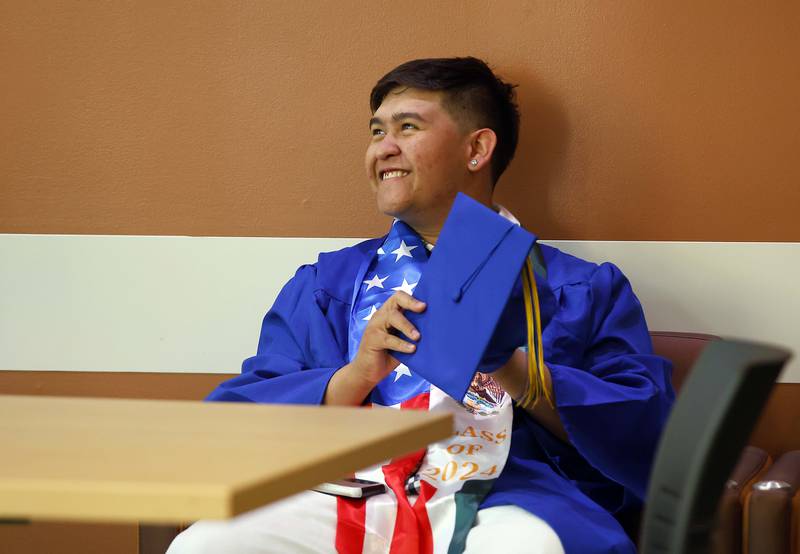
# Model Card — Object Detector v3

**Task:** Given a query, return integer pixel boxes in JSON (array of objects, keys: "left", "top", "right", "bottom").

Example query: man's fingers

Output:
[
  {"left": 382, "top": 334, "right": 417, "bottom": 353},
  {"left": 358, "top": 292, "right": 424, "bottom": 358},
  {"left": 391, "top": 291, "right": 426, "bottom": 313},
  {"left": 386, "top": 311, "right": 420, "bottom": 341}
]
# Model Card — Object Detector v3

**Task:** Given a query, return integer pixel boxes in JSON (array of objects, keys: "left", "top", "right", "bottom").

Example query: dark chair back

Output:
[{"left": 639, "top": 339, "right": 790, "bottom": 554}]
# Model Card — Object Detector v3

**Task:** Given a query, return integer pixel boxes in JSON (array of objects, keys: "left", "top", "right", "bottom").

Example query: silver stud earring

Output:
[{"left": 470, "top": 159, "right": 479, "bottom": 167}]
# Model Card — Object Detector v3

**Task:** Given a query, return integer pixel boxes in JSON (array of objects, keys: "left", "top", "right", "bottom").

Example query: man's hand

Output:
[
  {"left": 352, "top": 291, "right": 425, "bottom": 383},
  {"left": 492, "top": 349, "right": 568, "bottom": 442},
  {"left": 324, "top": 292, "right": 426, "bottom": 405}
]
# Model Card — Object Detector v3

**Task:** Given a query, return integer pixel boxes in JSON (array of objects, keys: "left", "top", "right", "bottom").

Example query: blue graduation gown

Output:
[{"left": 208, "top": 238, "right": 674, "bottom": 554}]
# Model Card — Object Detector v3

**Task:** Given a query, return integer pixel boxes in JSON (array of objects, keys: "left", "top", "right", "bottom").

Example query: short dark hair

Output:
[{"left": 370, "top": 57, "right": 519, "bottom": 185}]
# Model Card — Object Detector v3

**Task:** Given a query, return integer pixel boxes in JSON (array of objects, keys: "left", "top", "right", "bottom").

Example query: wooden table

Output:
[{"left": 0, "top": 395, "right": 452, "bottom": 524}]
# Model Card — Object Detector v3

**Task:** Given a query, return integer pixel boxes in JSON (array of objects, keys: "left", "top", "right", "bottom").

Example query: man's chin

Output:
[
  {"left": 376, "top": 199, "right": 410, "bottom": 220},
  {"left": 378, "top": 206, "right": 418, "bottom": 228}
]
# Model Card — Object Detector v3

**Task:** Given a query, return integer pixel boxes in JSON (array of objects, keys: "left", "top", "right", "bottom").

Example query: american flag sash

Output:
[{"left": 339, "top": 221, "right": 513, "bottom": 554}]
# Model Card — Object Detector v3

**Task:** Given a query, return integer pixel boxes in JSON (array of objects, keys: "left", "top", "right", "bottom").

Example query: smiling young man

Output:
[
  {"left": 367, "top": 87, "right": 493, "bottom": 242},
  {"left": 168, "top": 57, "right": 674, "bottom": 554}
]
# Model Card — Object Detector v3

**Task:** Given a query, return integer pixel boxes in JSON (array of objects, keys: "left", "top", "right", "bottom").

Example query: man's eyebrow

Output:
[
  {"left": 368, "top": 112, "right": 427, "bottom": 128},
  {"left": 391, "top": 111, "right": 426, "bottom": 123}
]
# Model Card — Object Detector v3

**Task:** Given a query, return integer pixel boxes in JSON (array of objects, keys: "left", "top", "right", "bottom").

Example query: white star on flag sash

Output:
[
  {"left": 363, "top": 273, "right": 389, "bottom": 291},
  {"left": 391, "top": 239, "right": 418, "bottom": 262},
  {"left": 391, "top": 277, "right": 418, "bottom": 296}
]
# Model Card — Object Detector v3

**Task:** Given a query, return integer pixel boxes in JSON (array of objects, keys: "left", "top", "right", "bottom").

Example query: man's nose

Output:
[{"left": 376, "top": 135, "right": 401, "bottom": 159}]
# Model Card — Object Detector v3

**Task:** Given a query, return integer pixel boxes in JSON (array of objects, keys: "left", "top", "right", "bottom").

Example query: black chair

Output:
[{"left": 639, "top": 339, "right": 791, "bottom": 554}]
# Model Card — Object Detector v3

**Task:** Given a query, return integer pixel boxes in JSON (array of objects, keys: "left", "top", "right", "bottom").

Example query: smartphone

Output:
[{"left": 313, "top": 478, "right": 386, "bottom": 498}]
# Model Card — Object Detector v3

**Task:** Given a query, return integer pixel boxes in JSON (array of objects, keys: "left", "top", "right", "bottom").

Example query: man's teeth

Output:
[{"left": 381, "top": 170, "right": 409, "bottom": 180}]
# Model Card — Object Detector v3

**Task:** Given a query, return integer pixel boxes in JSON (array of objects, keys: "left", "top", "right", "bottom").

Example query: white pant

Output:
[{"left": 167, "top": 490, "right": 564, "bottom": 554}]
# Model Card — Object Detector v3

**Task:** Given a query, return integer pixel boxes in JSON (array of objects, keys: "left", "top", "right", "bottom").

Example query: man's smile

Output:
[{"left": 380, "top": 169, "right": 411, "bottom": 181}]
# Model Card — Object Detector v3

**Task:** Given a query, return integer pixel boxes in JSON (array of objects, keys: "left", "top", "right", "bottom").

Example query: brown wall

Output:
[{"left": 2, "top": 2, "right": 798, "bottom": 241}]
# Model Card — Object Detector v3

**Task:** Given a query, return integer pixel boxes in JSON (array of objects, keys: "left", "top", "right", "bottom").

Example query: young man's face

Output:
[{"left": 365, "top": 88, "right": 472, "bottom": 230}]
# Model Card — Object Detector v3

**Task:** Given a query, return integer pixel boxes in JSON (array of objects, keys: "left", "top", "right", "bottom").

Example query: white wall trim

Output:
[{"left": 2, "top": 235, "right": 798, "bottom": 381}]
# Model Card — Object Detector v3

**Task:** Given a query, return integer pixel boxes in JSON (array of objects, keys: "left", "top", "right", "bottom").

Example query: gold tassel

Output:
[{"left": 517, "top": 257, "right": 553, "bottom": 409}]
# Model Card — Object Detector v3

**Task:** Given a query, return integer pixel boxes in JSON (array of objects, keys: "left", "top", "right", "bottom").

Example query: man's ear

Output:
[{"left": 466, "top": 128, "right": 498, "bottom": 173}]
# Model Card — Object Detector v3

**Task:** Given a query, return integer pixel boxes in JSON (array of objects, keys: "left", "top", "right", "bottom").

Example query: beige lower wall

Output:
[{"left": 1, "top": 234, "right": 798, "bottom": 381}]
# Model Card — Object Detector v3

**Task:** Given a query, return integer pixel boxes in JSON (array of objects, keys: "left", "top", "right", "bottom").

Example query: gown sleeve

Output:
[
  {"left": 541, "top": 262, "right": 675, "bottom": 500},
  {"left": 206, "top": 264, "right": 349, "bottom": 405}
]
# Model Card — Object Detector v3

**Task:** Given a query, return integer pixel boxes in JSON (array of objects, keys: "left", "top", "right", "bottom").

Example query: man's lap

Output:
[{"left": 167, "top": 490, "right": 564, "bottom": 554}]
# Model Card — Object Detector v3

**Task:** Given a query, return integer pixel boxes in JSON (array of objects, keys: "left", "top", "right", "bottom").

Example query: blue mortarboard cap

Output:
[{"left": 393, "top": 193, "right": 540, "bottom": 401}]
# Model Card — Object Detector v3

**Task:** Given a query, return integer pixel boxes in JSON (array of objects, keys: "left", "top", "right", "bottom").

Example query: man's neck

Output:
[
  {"left": 416, "top": 227, "right": 442, "bottom": 246},
  {"left": 404, "top": 198, "right": 501, "bottom": 246}
]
